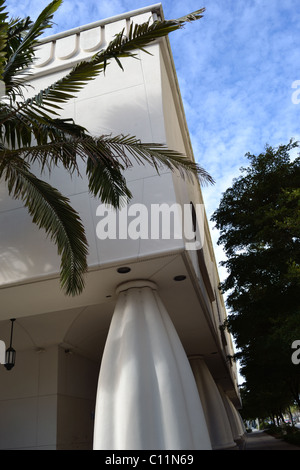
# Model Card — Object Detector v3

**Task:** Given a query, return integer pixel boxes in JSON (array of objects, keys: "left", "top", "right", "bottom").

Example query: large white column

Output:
[
  {"left": 189, "top": 356, "right": 237, "bottom": 450},
  {"left": 93, "top": 280, "right": 212, "bottom": 450},
  {"left": 218, "top": 385, "right": 245, "bottom": 443}
]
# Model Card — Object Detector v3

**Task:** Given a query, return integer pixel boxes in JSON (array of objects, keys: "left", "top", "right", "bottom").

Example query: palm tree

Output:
[{"left": 0, "top": 0, "right": 213, "bottom": 296}]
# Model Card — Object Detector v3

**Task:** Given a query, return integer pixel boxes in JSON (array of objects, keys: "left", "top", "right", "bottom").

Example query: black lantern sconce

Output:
[{"left": 4, "top": 318, "right": 16, "bottom": 371}]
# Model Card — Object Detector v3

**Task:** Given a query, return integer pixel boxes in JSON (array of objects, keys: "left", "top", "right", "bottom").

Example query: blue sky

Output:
[{"left": 5, "top": 0, "right": 300, "bottom": 278}]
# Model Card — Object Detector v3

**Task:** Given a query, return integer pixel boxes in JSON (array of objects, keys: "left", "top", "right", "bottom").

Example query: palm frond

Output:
[
  {"left": 100, "top": 8, "right": 206, "bottom": 67},
  {"left": 6, "top": 7, "right": 211, "bottom": 185},
  {"left": 0, "top": 0, "right": 8, "bottom": 80},
  {"left": 0, "top": 136, "right": 79, "bottom": 174},
  {"left": 0, "top": 99, "right": 87, "bottom": 149},
  {"left": 30, "top": 59, "right": 106, "bottom": 114},
  {"left": 87, "top": 134, "right": 215, "bottom": 188},
  {"left": 0, "top": 155, "right": 88, "bottom": 295},
  {"left": 0, "top": 127, "right": 214, "bottom": 209},
  {"left": 26, "top": 8, "right": 205, "bottom": 111},
  {"left": 3, "top": 0, "right": 62, "bottom": 95},
  {"left": 1, "top": 16, "right": 33, "bottom": 97},
  {"left": 6, "top": 16, "right": 33, "bottom": 56},
  {"left": 86, "top": 156, "right": 132, "bottom": 207}
]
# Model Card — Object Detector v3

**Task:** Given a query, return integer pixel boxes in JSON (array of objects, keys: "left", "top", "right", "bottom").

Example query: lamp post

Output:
[{"left": 4, "top": 319, "right": 16, "bottom": 371}]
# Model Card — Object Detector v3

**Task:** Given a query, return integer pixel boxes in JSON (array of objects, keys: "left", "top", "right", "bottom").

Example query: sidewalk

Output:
[{"left": 244, "top": 430, "right": 300, "bottom": 450}]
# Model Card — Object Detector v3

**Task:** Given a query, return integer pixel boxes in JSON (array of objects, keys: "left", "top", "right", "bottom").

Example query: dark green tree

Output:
[
  {"left": 0, "top": 0, "right": 213, "bottom": 296},
  {"left": 212, "top": 140, "right": 300, "bottom": 411}
]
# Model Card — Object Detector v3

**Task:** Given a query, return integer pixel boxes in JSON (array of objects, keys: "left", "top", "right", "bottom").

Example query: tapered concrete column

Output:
[
  {"left": 189, "top": 356, "right": 237, "bottom": 450},
  {"left": 227, "top": 398, "right": 245, "bottom": 437},
  {"left": 218, "top": 385, "right": 245, "bottom": 442},
  {"left": 237, "top": 409, "right": 246, "bottom": 434},
  {"left": 93, "top": 280, "right": 212, "bottom": 450}
]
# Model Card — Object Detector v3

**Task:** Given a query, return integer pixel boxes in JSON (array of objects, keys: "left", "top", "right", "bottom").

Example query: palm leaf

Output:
[
  {"left": 0, "top": 129, "right": 214, "bottom": 209},
  {"left": 26, "top": 8, "right": 206, "bottom": 112},
  {"left": 99, "top": 9, "right": 206, "bottom": 68},
  {"left": 5, "top": 16, "right": 33, "bottom": 58},
  {"left": 0, "top": 97, "right": 214, "bottom": 189},
  {"left": 0, "top": 133, "right": 80, "bottom": 174},
  {"left": 84, "top": 134, "right": 215, "bottom": 188},
  {"left": 0, "top": 100, "right": 87, "bottom": 150},
  {"left": 3, "top": 0, "right": 62, "bottom": 95},
  {"left": 16, "top": 8, "right": 211, "bottom": 185},
  {"left": 86, "top": 156, "right": 132, "bottom": 207},
  {"left": 0, "top": 0, "right": 8, "bottom": 81},
  {"left": 0, "top": 155, "right": 88, "bottom": 295}
]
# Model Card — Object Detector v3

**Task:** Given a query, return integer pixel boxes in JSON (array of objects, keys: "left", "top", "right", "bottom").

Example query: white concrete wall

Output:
[
  {"left": 56, "top": 348, "right": 99, "bottom": 450},
  {"left": 0, "top": 345, "right": 98, "bottom": 450},
  {"left": 0, "top": 346, "right": 58, "bottom": 449}
]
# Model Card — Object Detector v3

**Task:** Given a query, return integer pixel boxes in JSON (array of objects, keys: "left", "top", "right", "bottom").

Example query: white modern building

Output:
[{"left": 0, "top": 4, "right": 243, "bottom": 450}]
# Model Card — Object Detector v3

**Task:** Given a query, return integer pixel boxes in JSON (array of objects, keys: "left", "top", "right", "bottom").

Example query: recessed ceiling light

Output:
[
  {"left": 173, "top": 275, "right": 186, "bottom": 281},
  {"left": 117, "top": 267, "right": 131, "bottom": 274}
]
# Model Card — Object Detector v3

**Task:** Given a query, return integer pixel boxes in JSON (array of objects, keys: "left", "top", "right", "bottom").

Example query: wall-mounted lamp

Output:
[{"left": 4, "top": 319, "right": 16, "bottom": 371}]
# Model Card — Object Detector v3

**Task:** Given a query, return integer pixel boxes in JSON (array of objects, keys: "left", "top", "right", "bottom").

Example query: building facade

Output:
[{"left": 0, "top": 4, "right": 243, "bottom": 450}]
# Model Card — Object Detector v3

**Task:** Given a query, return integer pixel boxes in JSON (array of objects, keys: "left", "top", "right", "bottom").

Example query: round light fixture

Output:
[
  {"left": 117, "top": 267, "right": 131, "bottom": 274},
  {"left": 173, "top": 275, "right": 186, "bottom": 281}
]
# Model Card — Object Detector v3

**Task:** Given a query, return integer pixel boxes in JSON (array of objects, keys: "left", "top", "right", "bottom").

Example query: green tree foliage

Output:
[
  {"left": 0, "top": 0, "right": 213, "bottom": 296},
  {"left": 212, "top": 140, "right": 300, "bottom": 414}
]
